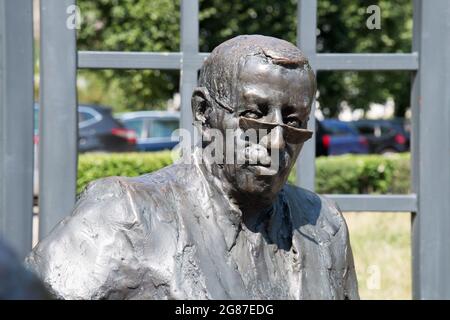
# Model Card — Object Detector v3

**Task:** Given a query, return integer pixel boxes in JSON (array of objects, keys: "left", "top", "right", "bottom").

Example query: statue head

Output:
[{"left": 192, "top": 35, "right": 316, "bottom": 210}]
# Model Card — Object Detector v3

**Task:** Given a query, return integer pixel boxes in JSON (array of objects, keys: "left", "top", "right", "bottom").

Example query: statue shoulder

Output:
[
  {"left": 26, "top": 174, "right": 179, "bottom": 299},
  {"left": 75, "top": 175, "right": 147, "bottom": 225},
  {"left": 77, "top": 164, "right": 183, "bottom": 221}
]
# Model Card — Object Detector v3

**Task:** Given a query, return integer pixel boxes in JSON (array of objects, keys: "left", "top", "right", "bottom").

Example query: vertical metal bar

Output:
[
  {"left": 410, "top": 0, "right": 422, "bottom": 300},
  {"left": 0, "top": 0, "right": 34, "bottom": 259},
  {"left": 180, "top": 0, "right": 199, "bottom": 135},
  {"left": 411, "top": 0, "right": 450, "bottom": 299},
  {"left": 296, "top": 0, "right": 317, "bottom": 190},
  {"left": 39, "top": 0, "right": 78, "bottom": 239}
]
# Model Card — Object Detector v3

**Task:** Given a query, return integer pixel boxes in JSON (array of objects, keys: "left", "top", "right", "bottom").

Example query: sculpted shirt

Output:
[{"left": 26, "top": 157, "right": 359, "bottom": 300}]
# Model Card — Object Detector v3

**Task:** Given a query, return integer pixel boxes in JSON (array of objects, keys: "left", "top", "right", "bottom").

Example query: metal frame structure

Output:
[
  {"left": 0, "top": 0, "right": 34, "bottom": 259},
  {"left": 38, "top": 0, "right": 78, "bottom": 240},
  {"left": 0, "top": 0, "right": 449, "bottom": 299}
]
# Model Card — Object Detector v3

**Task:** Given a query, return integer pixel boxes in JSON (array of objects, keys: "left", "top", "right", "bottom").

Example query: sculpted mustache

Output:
[{"left": 236, "top": 143, "right": 288, "bottom": 167}]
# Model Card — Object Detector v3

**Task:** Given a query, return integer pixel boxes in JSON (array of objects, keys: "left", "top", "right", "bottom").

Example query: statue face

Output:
[{"left": 210, "top": 55, "right": 315, "bottom": 202}]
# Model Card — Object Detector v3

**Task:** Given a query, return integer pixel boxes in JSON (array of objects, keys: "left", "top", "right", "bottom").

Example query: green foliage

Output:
[
  {"left": 199, "top": 0, "right": 298, "bottom": 51},
  {"left": 77, "top": 0, "right": 180, "bottom": 111},
  {"left": 201, "top": 0, "right": 413, "bottom": 117},
  {"left": 316, "top": 0, "right": 413, "bottom": 117},
  {"left": 314, "top": 153, "right": 410, "bottom": 194},
  {"left": 76, "top": 0, "right": 413, "bottom": 116},
  {"left": 78, "top": 152, "right": 411, "bottom": 195},
  {"left": 77, "top": 151, "right": 174, "bottom": 193}
]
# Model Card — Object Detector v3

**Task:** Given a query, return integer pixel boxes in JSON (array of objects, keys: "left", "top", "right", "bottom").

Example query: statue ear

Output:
[{"left": 191, "top": 87, "right": 212, "bottom": 126}]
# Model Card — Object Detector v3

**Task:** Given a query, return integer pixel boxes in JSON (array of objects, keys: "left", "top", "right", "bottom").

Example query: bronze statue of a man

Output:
[{"left": 26, "top": 35, "right": 359, "bottom": 300}]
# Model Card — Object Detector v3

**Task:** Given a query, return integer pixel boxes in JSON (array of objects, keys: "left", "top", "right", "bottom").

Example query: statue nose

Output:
[
  {"left": 256, "top": 111, "right": 286, "bottom": 150},
  {"left": 267, "top": 126, "right": 286, "bottom": 150},
  {"left": 257, "top": 125, "right": 286, "bottom": 151},
  {"left": 267, "top": 110, "right": 286, "bottom": 150}
]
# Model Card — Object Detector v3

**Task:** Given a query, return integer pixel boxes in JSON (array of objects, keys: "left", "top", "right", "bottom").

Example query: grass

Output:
[{"left": 343, "top": 212, "right": 411, "bottom": 300}]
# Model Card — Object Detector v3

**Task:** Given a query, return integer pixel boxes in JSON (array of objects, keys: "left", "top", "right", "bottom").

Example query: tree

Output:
[
  {"left": 199, "top": 0, "right": 413, "bottom": 117},
  {"left": 77, "top": 0, "right": 180, "bottom": 111},
  {"left": 77, "top": 0, "right": 413, "bottom": 116},
  {"left": 316, "top": 0, "right": 413, "bottom": 117}
]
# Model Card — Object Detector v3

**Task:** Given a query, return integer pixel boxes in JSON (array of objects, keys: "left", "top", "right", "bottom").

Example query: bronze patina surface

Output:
[{"left": 26, "top": 35, "right": 359, "bottom": 300}]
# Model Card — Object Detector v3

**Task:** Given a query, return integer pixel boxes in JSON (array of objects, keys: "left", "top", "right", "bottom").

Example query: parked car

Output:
[
  {"left": 316, "top": 119, "right": 369, "bottom": 156},
  {"left": 116, "top": 111, "right": 180, "bottom": 151},
  {"left": 352, "top": 119, "right": 409, "bottom": 154},
  {"left": 388, "top": 118, "right": 411, "bottom": 149},
  {"left": 33, "top": 104, "right": 137, "bottom": 198},
  {"left": 34, "top": 104, "right": 137, "bottom": 152}
]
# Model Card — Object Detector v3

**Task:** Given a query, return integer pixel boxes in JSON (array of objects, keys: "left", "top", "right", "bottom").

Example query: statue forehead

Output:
[
  {"left": 236, "top": 56, "right": 314, "bottom": 107},
  {"left": 237, "top": 55, "right": 307, "bottom": 86},
  {"left": 200, "top": 35, "right": 309, "bottom": 80},
  {"left": 212, "top": 35, "right": 308, "bottom": 64},
  {"left": 199, "top": 35, "right": 315, "bottom": 107}
]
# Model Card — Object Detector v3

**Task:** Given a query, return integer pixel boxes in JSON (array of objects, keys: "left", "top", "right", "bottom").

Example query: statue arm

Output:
[
  {"left": 318, "top": 194, "right": 360, "bottom": 300},
  {"left": 342, "top": 229, "right": 359, "bottom": 300},
  {"left": 25, "top": 177, "right": 145, "bottom": 300},
  {"left": 333, "top": 202, "right": 360, "bottom": 300}
]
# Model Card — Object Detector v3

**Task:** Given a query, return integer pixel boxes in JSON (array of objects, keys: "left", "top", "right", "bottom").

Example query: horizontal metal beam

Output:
[
  {"left": 315, "top": 53, "right": 419, "bottom": 71},
  {"left": 78, "top": 51, "right": 183, "bottom": 69},
  {"left": 78, "top": 52, "right": 419, "bottom": 72},
  {"left": 324, "top": 194, "right": 417, "bottom": 212}
]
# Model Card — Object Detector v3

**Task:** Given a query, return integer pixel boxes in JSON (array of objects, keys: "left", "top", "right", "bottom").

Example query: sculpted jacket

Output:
[{"left": 26, "top": 158, "right": 359, "bottom": 300}]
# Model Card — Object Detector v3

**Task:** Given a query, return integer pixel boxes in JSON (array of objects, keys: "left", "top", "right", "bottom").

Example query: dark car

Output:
[
  {"left": 389, "top": 118, "right": 411, "bottom": 149},
  {"left": 33, "top": 104, "right": 137, "bottom": 197},
  {"left": 316, "top": 119, "right": 369, "bottom": 156},
  {"left": 352, "top": 119, "right": 409, "bottom": 154},
  {"left": 116, "top": 111, "right": 180, "bottom": 152},
  {"left": 34, "top": 104, "right": 137, "bottom": 152}
]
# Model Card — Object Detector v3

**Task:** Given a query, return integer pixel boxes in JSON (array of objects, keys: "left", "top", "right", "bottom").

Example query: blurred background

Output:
[{"left": 31, "top": 0, "right": 415, "bottom": 299}]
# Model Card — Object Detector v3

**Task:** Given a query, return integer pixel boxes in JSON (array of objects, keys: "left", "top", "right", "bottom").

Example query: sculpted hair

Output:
[{"left": 198, "top": 34, "right": 316, "bottom": 110}]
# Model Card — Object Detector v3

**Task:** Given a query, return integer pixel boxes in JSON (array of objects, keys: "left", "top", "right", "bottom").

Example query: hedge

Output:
[
  {"left": 77, "top": 151, "right": 174, "bottom": 194},
  {"left": 78, "top": 152, "right": 411, "bottom": 195},
  {"left": 314, "top": 153, "right": 410, "bottom": 194}
]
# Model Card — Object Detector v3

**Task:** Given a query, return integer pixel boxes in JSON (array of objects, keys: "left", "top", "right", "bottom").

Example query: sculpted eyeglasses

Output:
[{"left": 211, "top": 94, "right": 313, "bottom": 145}]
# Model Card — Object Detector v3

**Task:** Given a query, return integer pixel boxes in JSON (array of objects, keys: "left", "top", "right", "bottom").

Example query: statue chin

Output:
[
  {"left": 225, "top": 166, "right": 288, "bottom": 206},
  {"left": 221, "top": 149, "right": 291, "bottom": 189}
]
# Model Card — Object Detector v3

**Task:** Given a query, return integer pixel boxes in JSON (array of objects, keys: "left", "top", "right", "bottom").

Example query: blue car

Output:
[
  {"left": 316, "top": 119, "right": 369, "bottom": 156},
  {"left": 117, "top": 111, "right": 180, "bottom": 151}
]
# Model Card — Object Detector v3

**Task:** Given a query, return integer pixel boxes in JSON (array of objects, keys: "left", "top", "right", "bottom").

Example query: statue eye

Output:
[
  {"left": 285, "top": 117, "right": 301, "bottom": 127},
  {"left": 240, "top": 110, "right": 263, "bottom": 119}
]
